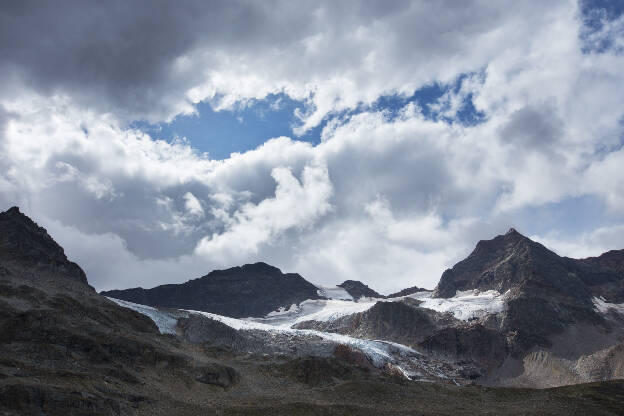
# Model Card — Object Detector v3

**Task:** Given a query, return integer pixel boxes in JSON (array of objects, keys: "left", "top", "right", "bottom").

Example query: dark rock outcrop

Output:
[
  {"left": 419, "top": 324, "right": 509, "bottom": 370},
  {"left": 274, "top": 356, "right": 371, "bottom": 387},
  {"left": 102, "top": 262, "right": 321, "bottom": 318},
  {"left": 0, "top": 206, "right": 90, "bottom": 288},
  {"left": 195, "top": 363, "right": 240, "bottom": 388},
  {"left": 388, "top": 286, "right": 428, "bottom": 298},
  {"left": 337, "top": 280, "right": 384, "bottom": 299},
  {"left": 177, "top": 314, "right": 255, "bottom": 350}
]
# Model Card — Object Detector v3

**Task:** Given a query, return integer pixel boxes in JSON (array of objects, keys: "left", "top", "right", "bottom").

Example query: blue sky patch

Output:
[{"left": 133, "top": 74, "right": 486, "bottom": 159}]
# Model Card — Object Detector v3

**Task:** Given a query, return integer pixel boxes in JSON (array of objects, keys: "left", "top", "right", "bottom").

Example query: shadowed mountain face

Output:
[
  {"left": 434, "top": 228, "right": 589, "bottom": 299},
  {"left": 337, "top": 280, "right": 384, "bottom": 299},
  {"left": 101, "top": 262, "right": 321, "bottom": 318},
  {"left": 431, "top": 228, "right": 624, "bottom": 350},
  {"left": 0, "top": 207, "right": 90, "bottom": 288},
  {"left": 434, "top": 228, "right": 624, "bottom": 302},
  {"left": 575, "top": 250, "right": 624, "bottom": 303}
]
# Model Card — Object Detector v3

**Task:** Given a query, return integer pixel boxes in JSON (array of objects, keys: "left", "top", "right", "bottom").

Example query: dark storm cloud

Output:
[
  {"left": 0, "top": 0, "right": 315, "bottom": 121},
  {"left": 0, "top": 0, "right": 524, "bottom": 125},
  {"left": 501, "top": 104, "right": 563, "bottom": 149}
]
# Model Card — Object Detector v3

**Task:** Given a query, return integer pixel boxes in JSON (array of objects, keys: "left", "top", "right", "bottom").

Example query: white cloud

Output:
[
  {"left": 1, "top": 0, "right": 624, "bottom": 294},
  {"left": 532, "top": 224, "right": 624, "bottom": 259},
  {"left": 183, "top": 192, "right": 204, "bottom": 217},
  {"left": 196, "top": 162, "right": 333, "bottom": 260}
]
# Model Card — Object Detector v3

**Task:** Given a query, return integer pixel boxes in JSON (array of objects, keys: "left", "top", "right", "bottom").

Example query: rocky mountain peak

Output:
[
  {"left": 0, "top": 206, "right": 90, "bottom": 287},
  {"left": 338, "top": 280, "right": 384, "bottom": 299},
  {"left": 433, "top": 228, "right": 583, "bottom": 299}
]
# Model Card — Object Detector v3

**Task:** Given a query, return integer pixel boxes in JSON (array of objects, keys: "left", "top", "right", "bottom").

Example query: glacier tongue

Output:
[
  {"left": 107, "top": 288, "right": 509, "bottom": 384},
  {"left": 107, "top": 296, "right": 452, "bottom": 382},
  {"left": 107, "top": 297, "right": 182, "bottom": 334}
]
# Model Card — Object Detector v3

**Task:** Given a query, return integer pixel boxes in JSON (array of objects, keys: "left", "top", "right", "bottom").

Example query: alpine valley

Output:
[{"left": 2, "top": 206, "right": 624, "bottom": 415}]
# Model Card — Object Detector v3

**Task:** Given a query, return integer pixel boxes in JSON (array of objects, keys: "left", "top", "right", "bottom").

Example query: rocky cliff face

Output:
[{"left": 102, "top": 262, "right": 321, "bottom": 318}]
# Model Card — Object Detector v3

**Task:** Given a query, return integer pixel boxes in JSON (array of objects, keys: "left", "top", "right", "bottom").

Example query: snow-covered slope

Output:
[
  {"left": 593, "top": 296, "right": 624, "bottom": 315},
  {"left": 316, "top": 285, "right": 354, "bottom": 300},
  {"left": 409, "top": 290, "right": 507, "bottom": 321},
  {"left": 248, "top": 298, "right": 376, "bottom": 327},
  {"left": 108, "top": 288, "right": 510, "bottom": 383},
  {"left": 247, "top": 288, "right": 507, "bottom": 328}
]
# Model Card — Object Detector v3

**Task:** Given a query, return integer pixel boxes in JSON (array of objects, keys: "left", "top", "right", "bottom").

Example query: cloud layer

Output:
[{"left": 1, "top": 0, "right": 623, "bottom": 293}]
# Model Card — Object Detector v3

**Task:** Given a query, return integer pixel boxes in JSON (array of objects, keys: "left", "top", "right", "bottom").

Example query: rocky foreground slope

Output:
[{"left": 2, "top": 206, "right": 624, "bottom": 415}]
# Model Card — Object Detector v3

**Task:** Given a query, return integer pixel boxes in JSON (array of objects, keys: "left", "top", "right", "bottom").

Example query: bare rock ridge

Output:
[
  {"left": 337, "top": 279, "right": 384, "bottom": 299},
  {"left": 101, "top": 262, "right": 321, "bottom": 318},
  {"left": 0, "top": 206, "right": 90, "bottom": 288}
]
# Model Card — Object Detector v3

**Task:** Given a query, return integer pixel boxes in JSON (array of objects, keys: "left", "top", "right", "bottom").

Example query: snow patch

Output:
[
  {"left": 266, "top": 304, "right": 300, "bottom": 317},
  {"left": 412, "top": 289, "right": 507, "bottom": 321},
  {"left": 316, "top": 285, "right": 354, "bottom": 300},
  {"left": 593, "top": 297, "right": 624, "bottom": 314}
]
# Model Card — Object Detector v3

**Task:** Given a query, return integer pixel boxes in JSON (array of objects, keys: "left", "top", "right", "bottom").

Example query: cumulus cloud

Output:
[
  {"left": 532, "top": 224, "right": 624, "bottom": 259},
  {"left": 0, "top": 0, "right": 623, "bottom": 294},
  {"left": 183, "top": 192, "right": 204, "bottom": 218},
  {"left": 196, "top": 162, "right": 333, "bottom": 260}
]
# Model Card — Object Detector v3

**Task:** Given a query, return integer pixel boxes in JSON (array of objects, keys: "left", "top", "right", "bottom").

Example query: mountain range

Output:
[{"left": 2, "top": 206, "right": 624, "bottom": 415}]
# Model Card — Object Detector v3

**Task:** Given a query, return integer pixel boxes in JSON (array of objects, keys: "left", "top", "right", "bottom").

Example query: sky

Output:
[{"left": 1, "top": 0, "right": 624, "bottom": 293}]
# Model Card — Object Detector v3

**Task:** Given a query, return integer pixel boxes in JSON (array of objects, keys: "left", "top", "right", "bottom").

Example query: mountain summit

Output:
[
  {"left": 433, "top": 228, "right": 579, "bottom": 298},
  {"left": 0, "top": 206, "right": 90, "bottom": 288},
  {"left": 432, "top": 228, "right": 624, "bottom": 350}
]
